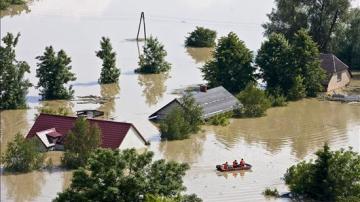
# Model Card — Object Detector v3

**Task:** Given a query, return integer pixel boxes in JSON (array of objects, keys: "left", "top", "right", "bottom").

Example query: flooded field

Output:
[{"left": 1, "top": 0, "right": 360, "bottom": 201}]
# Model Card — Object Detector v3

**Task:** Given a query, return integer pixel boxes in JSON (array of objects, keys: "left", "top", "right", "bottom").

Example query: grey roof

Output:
[
  {"left": 320, "top": 53, "right": 349, "bottom": 74},
  {"left": 189, "top": 86, "right": 240, "bottom": 119}
]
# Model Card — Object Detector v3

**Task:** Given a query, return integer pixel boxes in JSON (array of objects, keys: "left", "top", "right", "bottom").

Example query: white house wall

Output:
[
  {"left": 327, "top": 70, "right": 351, "bottom": 92},
  {"left": 118, "top": 127, "right": 146, "bottom": 150}
]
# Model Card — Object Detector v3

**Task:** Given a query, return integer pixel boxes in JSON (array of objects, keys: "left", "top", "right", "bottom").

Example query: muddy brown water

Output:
[{"left": 1, "top": 0, "right": 360, "bottom": 201}]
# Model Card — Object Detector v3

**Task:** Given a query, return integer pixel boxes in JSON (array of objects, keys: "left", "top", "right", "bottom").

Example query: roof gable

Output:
[
  {"left": 27, "top": 114, "right": 146, "bottom": 149},
  {"left": 320, "top": 53, "right": 349, "bottom": 74}
]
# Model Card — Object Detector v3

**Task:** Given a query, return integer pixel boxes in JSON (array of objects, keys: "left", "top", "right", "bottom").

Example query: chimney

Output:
[{"left": 200, "top": 85, "right": 207, "bottom": 93}]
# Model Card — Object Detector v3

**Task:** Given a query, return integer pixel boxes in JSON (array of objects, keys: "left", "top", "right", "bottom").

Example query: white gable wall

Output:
[{"left": 118, "top": 126, "right": 146, "bottom": 150}]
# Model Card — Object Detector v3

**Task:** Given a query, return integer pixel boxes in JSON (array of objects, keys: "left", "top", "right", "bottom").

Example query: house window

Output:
[{"left": 337, "top": 72, "right": 342, "bottom": 82}]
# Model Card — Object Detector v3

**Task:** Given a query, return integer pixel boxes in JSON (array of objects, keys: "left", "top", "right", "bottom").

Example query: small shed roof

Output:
[
  {"left": 320, "top": 53, "right": 349, "bottom": 74},
  {"left": 27, "top": 114, "right": 147, "bottom": 149}
]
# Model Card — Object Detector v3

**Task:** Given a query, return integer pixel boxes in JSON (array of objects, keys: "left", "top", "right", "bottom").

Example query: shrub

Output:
[
  {"left": 266, "top": 89, "right": 287, "bottom": 107},
  {"left": 287, "top": 75, "right": 306, "bottom": 101},
  {"left": 236, "top": 83, "right": 271, "bottom": 117},
  {"left": 1, "top": 133, "right": 44, "bottom": 172},
  {"left": 160, "top": 94, "right": 202, "bottom": 140},
  {"left": 263, "top": 188, "right": 279, "bottom": 197},
  {"left": 62, "top": 117, "right": 101, "bottom": 169},
  {"left": 207, "top": 112, "right": 233, "bottom": 126},
  {"left": 284, "top": 144, "right": 360, "bottom": 201},
  {"left": 185, "top": 27, "right": 217, "bottom": 47},
  {"left": 136, "top": 36, "right": 171, "bottom": 74}
]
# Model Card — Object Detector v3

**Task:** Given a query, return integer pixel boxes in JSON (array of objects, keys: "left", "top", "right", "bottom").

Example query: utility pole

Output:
[{"left": 136, "top": 12, "right": 146, "bottom": 42}]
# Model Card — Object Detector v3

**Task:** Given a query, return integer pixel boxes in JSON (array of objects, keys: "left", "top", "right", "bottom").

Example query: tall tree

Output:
[
  {"left": 62, "top": 117, "right": 101, "bottom": 169},
  {"left": 0, "top": 33, "right": 32, "bottom": 110},
  {"left": 185, "top": 26, "right": 217, "bottom": 47},
  {"left": 136, "top": 36, "right": 171, "bottom": 74},
  {"left": 291, "top": 29, "right": 326, "bottom": 97},
  {"left": 336, "top": 8, "right": 360, "bottom": 70},
  {"left": 263, "top": 0, "right": 351, "bottom": 52},
  {"left": 201, "top": 32, "right": 255, "bottom": 93},
  {"left": 96, "top": 37, "right": 120, "bottom": 84},
  {"left": 36, "top": 46, "right": 76, "bottom": 100},
  {"left": 256, "top": 30, "right": 325, "bottom": 99},
  {"left": 256, "top": 33, "right": 293, "bottom": 95},
  {"left": 54, "top": 149, "right": 200, "bottom": 202}
]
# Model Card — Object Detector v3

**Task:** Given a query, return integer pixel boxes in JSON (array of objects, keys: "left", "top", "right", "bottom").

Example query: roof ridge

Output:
[{"left": 39, "top": 113, "right": 132, "bottom": 125}]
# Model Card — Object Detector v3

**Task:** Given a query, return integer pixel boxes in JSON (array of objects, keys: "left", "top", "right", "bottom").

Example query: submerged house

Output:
[
  {"left": 26, "top": 113, "right": 148, "bottom": 151},
  {"left": 149, "top": 86, "right": 241, "bottom": 120},
  {"left": 320, "top": 53, "right": 351, "bottom": 92}
]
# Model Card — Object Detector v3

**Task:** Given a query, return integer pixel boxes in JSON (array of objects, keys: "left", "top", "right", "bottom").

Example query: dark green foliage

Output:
[
  {"left": 263, "top": 0, "right": 351, "bottom": 52},
  {"left": 291, "top": 29, "right": 326, "bottom": 97},
  {"left": 266, "top": 88, "right": 287, "bottom": 107},
  {"left": 160, "top": 94, "right": 203, "bottom": 140},
  {"left": 62, "top": 117, "right": 101, "bottom": 169},
  {"left": 236, "top": 83, "right": 271, "bottom": 117},
  {"left": 201, "top": 32, "right": 255, "bottom": 93},
  {"left": 96, "top": 37, "right": 120, "bottom": 84},
  {"left": 0, "top": 33, "right": 32, "bottom": 110},
  {"left": 256, "top": 30, "right": 325, "bottom": 100},
  {"left": 136, "top": 36, "right": 171, "bottom": 74},
  {"left": 36, "top": 46, "right": 76, "bottom": 100},
  {"left": 263, "top": 188, "right": 279, "bottom": 197},
  {"left": 284, "top": 144, "right": 360, "bottom": 201},
  {"left": 336, "top": 8, "right": 360, "bottom": 70},
  {"left": 1, "top": 133, "right": 44, "bottom": 172},
  {"left": 0, "top": 0, "right": 25, "bottom": 10},
  {"left": 256, "top": 33, "right": 293, "bottom": 95},
  {"left": 54, "top": 148, "right": 199, "bottom": 202},
  {"left": 185, "top": 27, "right": 217, "bottom": 47},
  {"left": 207, "top": 112, "right": 233, "bottom": 126}
]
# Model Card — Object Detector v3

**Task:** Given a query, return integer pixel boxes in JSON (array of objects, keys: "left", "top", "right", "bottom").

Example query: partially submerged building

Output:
[
  {"left": 320, "top": 53, "right": 351, "bottom": 92},
  {"left": 26, "top": 113, "right": 148, "bottom": 151},
  {"left": 149, "top": 86, "right": 241, "bottom": 120}
]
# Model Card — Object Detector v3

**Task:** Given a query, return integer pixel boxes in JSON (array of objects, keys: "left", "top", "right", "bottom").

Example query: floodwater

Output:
[{"left": 1, "top": 0, "right": 360, "bottom": 201}]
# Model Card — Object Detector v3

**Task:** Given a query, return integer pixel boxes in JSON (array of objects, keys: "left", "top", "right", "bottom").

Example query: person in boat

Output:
[
  {"left": 222, "top": 162, "right": 229, "bottom": 170},
  {"left": 239, "top": 158, "right": 245, "bottom": 167},
  {"left": 233, "top": 160, "right": 238, "bottom": 168}
]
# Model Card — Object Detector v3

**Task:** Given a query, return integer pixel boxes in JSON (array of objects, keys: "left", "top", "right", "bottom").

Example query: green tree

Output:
[
  {"left": 292, "top": 29, "right": 326, "bottom": 97},
  {"left": 236, "top": 83, "right": 271, "bottom": 117},
  {"left": 284, "top": 144, "right": 360, "bottom": 201},
  {"left": 256, "top": 33, "right": 293, "bottom": 95},
  {"left": 287, "top": 75, "right": 306, "bottom": 101},
  {"left": 0, "top": 33, "right": 32, "bottom": 110},
  {"left": 201, "top": 32, "right": 255, "bottom": 93},
  {"left": 256, "top": 30, "right": 325, "bottom": 99},
  {"left": 62, "top": 117, "right": 101, "bottom": 169},
  {"left": 160, "top": 94, "right": 203, "bottom": 140},
  {"left": 136, "top": 36, "right": 171, "bottom": 74},
  {"left": 1, "top": 133, "right": 44, "bottom": 172},
  {"left": 96, "top": 37, "right": 120, "bottom": 84},
  {"left": 185, "top": 27, "right": 217, "bottom": 47},
  {"left": 336, "top": 8, "right": 360, "bottom": 70},
  {"left": 54, "top": 148, "right": 200, "bottom": 202},
  {"left": 36, "top": 46, "right": 76, "bottom": 100},
  {"left": 263, "top": 0, "right": 351, "bottom": 52},
  {"left": 0, "top": 0, "right": 25, "bottom": 10}
]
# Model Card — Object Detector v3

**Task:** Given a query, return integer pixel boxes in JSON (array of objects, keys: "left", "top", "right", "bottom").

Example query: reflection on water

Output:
[
  {"left": 98, "top": 83, "right": 120, "bottom": 119},
  {"left": 0, "top": 110, "right": 28, "bottom": 151},
  {"left": 216, "top": 170, "right": 250, "bottom": 179},
  {"left": 159, "top": 132, "right": 206, "bottom": 163},
  {"left": 138, "top": 73, "right": 169, "bottom": 107},
  {"left": 2, "top": 171, "right": 45, "bottom": 202},
  {"left": 36, "top": 100, "right": 74, "bottom": 118},
  {"left": 186, "top": 47, "right": 213, "bottom": 64},
  {"left": 212, "top": 99, "right": 360, "bottom": 159}
]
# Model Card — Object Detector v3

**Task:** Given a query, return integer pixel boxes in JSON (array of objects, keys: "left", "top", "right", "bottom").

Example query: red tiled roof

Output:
[{"left": 27, "top": 114, "right": 147, "bottom": 149}]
